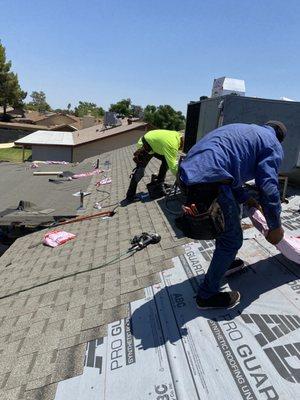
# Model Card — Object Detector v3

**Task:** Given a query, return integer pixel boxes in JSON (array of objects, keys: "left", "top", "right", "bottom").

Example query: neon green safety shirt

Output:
[{"left": 137, "top": 129, "right": 181, "bottom": 176}]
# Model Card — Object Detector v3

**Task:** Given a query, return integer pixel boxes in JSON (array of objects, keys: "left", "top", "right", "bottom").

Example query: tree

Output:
[
  {"left": 74, "top": 101, "right": 104, "bottom": 118},
  {"left": 26, "top": 91, "right": 51, "bottom": 113},
  {"left": 143, "top": 104, "right": 186, "bottom": 131},
  {"left": 67, "top": 103, "right": 72, "bottom": 113},
  {"left": 109, "top": 98, "right": 132, "bottom": 117},
  {"left": 131, "top": 104, "right": 144, "bottom": 118},
  {"left": 0, "top": 41, "right": 27, "bottom": 117}
]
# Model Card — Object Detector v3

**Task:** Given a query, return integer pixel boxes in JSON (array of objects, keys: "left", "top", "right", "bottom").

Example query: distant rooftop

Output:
[
  {"left": 15, "top": 121, "right": 148, "bottom": 147},
  {"left": 0, "top": 121, "right": 51, "bottom": 131}
]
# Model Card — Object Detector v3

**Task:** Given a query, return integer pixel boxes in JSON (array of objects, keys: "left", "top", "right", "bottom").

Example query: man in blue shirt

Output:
[{"left": 179, "top": 121, "right": 287, "bottom": 309}]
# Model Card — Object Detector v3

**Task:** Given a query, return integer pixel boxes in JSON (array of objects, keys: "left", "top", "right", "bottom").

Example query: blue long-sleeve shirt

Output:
[{"left": 180, "top": 123, "right": 284, "bottom": 230}]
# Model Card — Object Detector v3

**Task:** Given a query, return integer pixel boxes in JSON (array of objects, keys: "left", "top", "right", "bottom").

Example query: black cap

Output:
[{"left": 265, "top": 120, "right": 287, "bottom": 142}]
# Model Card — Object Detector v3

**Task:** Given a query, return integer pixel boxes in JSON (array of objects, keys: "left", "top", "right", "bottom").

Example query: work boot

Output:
[
  {"left": 151, "top": 174, "right": 158, "bottom": 182},
  {"left": 147, "top": 181, "right": 167, "bottom": 199},
  {"left": 224, "top": 258, "right": 246, "bottom": 277},
  {"left": 120, "top": 196, "right": 140, "bottom": 207},
  {"left": 196, "top": 291, "right": 241, "bottom": 310}
]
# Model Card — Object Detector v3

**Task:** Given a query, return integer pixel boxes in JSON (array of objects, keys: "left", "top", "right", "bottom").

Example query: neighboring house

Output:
[
  {"left": 0, "top": 121, "right": 51, "bottom": 144},
  {"left": 0, "top": 121, "right": 78, "bottom": 144},
  {"left": 24, "top": 111, "right": 82, "bottom": 129},
  {"left": 15, "top": 121, "right": 150, "bottom": 162}
]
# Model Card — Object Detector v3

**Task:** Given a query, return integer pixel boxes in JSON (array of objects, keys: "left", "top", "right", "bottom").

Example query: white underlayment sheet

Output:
[{"left": 55, "top": 209, "right": 300, "bottom": 400}]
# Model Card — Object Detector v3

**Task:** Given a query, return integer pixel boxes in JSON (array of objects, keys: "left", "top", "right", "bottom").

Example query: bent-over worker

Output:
[
  {"left": 125, "top": 129, "right": 183, "bottom": 202},
  {"left": 179, "top": 121, "right": 287, "bottom": 309}
]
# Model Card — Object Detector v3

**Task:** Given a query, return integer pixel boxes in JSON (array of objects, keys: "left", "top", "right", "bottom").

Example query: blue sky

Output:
[{"left": 0, "top": 0, "right": 299, "bottom": 113}]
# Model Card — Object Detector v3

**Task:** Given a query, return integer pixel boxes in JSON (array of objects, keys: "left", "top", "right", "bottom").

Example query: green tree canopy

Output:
[
  {"left": 52, "top": 104, "right": 74, "bottom": 115},
  {"left": 109, "top": 98, "right": 132, "bottom": 117},
  {"left": 0, "top": 41, "right": 27, "bottom": 117},
  {"left": 143, "top": 104, "right": 185, "bottom": 131},
  {"left": 74, "top": 101, "right": 104, "bottom": 118},
  {"left": 26, "top": 91, "right": 51, "bottom": 112},
  {"left": 131, "top": 104, "right": 144, "bottom": 118}
]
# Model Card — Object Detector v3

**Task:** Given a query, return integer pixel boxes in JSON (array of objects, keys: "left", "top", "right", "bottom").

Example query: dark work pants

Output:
[
  {"left": 126, "top": 154, "right": 168, "bottom": 200},
  {"left": 198, "top": 186, "right": 243, "bottom": 298}
]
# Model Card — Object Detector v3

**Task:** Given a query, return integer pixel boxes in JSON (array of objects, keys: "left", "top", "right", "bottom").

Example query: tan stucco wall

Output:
[{"left": 72, "top": 128, "right": 146, "bottom": 162}]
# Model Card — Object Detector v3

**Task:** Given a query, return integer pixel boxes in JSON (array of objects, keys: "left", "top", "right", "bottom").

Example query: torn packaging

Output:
[
  {"left": 43, "top": 230, "right": 76, "bottom": 247},
  {"left": 249, "top": 208, "right": 300, "bottom": 264}
]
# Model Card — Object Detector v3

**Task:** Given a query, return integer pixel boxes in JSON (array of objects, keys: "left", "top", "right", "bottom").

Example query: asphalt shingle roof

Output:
[
  {"left": 0, "top": 144, "right": 187, "bottom": 399},
  {"left": 0, "top": 161, "right": 95, "bottom": 224}
]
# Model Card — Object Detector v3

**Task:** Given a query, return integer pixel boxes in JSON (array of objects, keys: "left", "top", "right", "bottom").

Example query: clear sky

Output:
[{"left": 0, "top": 0, "right": 299, "bottom": 113}]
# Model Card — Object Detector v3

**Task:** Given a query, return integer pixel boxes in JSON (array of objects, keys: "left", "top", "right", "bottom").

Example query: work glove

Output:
[
  {"left": 244, "top": 197, "right": 262, "bottom": 211},
  {"left": 266, "top": 226, "right": 284, "bottom": 245}
]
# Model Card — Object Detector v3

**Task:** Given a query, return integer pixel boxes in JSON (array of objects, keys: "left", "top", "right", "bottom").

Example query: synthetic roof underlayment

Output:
[
  {"left": 55, "top": 198, "right": 300, "bottom": 400},
  {"left": 0, "top": 144, "right": 299, "bottom": 399}
]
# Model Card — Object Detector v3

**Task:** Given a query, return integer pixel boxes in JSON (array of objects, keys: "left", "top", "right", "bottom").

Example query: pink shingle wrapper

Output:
[
  {"left": 43, "top": 230, "right": 76, "bottom": 248},
  {"left": 72, "top": 169, "right": 105, "bottom": 179},
  {"left": 248, "top": 208, "right": 300, "bottom": 264},
  {"left": 95, "top": 177, "right": 112, "bottom": 186}
]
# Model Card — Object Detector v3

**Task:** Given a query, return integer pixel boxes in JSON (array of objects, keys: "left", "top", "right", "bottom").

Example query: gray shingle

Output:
[
  {"left": 0, "top": 144, "right": 187, "bottom": 399},
  {"left": 25, "top": 383, "right": 58, "bottom": 400},
  {"left": 51, "top": 344, "right": 85, "bottom": 383}
]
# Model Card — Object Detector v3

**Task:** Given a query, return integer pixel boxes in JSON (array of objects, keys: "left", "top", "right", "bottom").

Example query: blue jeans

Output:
[{"left": 198, "top": 185, "right": 243, "bottom": 298}]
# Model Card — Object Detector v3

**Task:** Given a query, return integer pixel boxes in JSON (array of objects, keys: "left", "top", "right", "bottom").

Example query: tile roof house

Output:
[
  {"left": 15, "top": 121, "right": 150, "bottom": 162},
  {"left": 0, "top": 143, "right": 299, "bottom": 399}
]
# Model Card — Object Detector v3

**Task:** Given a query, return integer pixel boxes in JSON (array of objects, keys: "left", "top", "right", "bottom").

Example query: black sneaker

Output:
[
  {"left": 120, "top": 196, "right": 140, "bottom": 207},
  {"left": 224, "top": 258, "right": 245, "bottom": 277},
  {"left": 196, "top": 291, "right": 241, "bottom": 309}
]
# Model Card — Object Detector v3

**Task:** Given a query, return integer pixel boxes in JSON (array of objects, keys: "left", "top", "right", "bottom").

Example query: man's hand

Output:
[
  {"left": 266, "top": 227, "right": 284, "bottom": 245},
  {"left": 245, "top": 197, "right": 261, "bottom": 210}
]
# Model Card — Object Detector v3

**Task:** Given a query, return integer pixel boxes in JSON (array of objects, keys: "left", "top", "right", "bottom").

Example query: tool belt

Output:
[
  {"left": 175, "top": 181, "right": 225, "bottom": 240},
  {"left": 175, "top": 199, "right": 224, "bottom": 240},
  {"left": 133, "top": 136, "right": 152, "bottom": 167}
]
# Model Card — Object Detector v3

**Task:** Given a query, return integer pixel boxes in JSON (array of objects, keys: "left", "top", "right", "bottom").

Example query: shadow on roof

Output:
[
  {"left": 130, "top": 255, "right": 297, "bottom": 350},
  {"left": 156, "top": 193, "right": 187, "bottom": 239}
]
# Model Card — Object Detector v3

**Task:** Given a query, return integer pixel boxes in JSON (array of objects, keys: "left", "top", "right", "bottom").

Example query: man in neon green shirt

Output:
[{"left": 126, "top": 129, "right": 183, "bottom": 202}]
